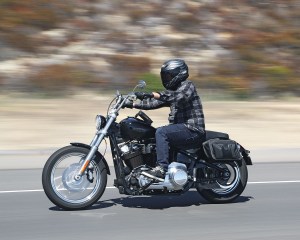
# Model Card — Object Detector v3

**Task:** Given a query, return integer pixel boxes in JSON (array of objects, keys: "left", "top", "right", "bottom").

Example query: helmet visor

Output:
[{"left": 160, "top": 71, "right": 173, "bottom": 84}]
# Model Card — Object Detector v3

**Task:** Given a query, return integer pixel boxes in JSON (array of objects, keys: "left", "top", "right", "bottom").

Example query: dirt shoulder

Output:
[{"left": 1, "top": 93, "right": 300, "bottom": 152}]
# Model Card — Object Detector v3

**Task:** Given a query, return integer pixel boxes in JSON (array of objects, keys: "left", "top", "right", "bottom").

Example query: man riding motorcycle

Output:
[
  {"left": 42, "top": 58, "right": 251, "bottom": 210},
  {"left": 124, "top": 59, "right": 206, "bottom": 178}
]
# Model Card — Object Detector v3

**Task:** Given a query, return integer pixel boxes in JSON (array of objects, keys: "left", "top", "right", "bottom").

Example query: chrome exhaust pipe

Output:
[{"left": 141, "top": 172, "right": 164, "bottom": 182}]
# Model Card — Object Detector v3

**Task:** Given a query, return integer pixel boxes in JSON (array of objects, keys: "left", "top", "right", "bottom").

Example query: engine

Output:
[
  {"left": 119, "top": 141, "right": 157, "bottom": 169},
  {"left": 138, "top": 162, "right": 189, "bottom": 191},
  {"left": 118, "top": 141, "right": 189, "bottom": 192}
]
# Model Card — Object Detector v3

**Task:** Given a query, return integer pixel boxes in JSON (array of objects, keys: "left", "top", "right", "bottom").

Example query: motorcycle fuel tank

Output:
[{"left": 119, "top": 117, "right": 156, "bottom": 141}]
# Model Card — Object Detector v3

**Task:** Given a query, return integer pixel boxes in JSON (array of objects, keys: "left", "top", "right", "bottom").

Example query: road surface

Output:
[{"left": 0, "top": 162, "right": 299, "bottom": 240}]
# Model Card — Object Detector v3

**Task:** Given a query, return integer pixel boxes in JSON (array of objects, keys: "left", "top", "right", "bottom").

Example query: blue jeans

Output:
[{"left": 155, "top": 124, "right": 205, "bottom": 170}]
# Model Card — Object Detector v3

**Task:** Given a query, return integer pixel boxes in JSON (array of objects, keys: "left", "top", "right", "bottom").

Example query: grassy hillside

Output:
[{"left": 0, "top": 0, "right": 299, "bottom": 97}]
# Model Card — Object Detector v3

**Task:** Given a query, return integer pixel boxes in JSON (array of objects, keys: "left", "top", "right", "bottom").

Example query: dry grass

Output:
[
  {"left": 28, "top": 64, "right": 95, "bottom": 94},
  {"left": 0, "top": 0, "right": 73, "bottom": 52}
]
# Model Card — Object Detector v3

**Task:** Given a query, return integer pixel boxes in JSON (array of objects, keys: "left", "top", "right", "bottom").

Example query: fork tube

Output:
[
  {"left": 90, "top": 135, "right": 98, "bottom": 146},
  {"left": 77, "top": 113, "right": 117, "bottom": 177}
]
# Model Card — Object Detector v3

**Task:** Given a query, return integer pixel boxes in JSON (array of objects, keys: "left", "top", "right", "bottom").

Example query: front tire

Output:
[
  {"left": 42, "top": 146, "right": 107, "bottom": 210},
  {"left": 196, "top": 159, "right": 248, "bottom": 203}
]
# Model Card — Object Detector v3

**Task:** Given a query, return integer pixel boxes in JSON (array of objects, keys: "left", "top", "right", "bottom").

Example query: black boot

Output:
[{"left": 148, "top": 165, "right": 165, "bottom": 178}]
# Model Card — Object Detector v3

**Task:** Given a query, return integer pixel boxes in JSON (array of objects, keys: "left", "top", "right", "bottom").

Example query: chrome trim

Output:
[
  {"left": 211, "top": 162, "right": 240, "bottom": 195},
  {"left": 141, "top": 172, "right": 164, "bottom": 182},
  {"left": 50, "top": 153, "right": 101, "bottom": 204}
]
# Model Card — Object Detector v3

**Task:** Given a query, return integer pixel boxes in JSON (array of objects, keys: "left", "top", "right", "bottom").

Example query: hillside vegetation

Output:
[{"left": 0, "top": 0, "right": 299, "bottom": 97}]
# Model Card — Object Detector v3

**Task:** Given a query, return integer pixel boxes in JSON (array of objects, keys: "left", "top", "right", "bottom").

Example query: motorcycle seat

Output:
[{"left": 205, "top": 130, "right": 229, "bottom": 140}]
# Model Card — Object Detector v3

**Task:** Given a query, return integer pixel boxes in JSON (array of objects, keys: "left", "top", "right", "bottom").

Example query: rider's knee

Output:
[{"left": 155, "top": 126, "right": 167, "bottom": 138}]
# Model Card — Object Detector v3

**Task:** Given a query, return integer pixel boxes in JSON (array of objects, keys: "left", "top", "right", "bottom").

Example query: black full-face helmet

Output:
[{"left": 160, "top": 59, "right": 189, "bottom": 90}]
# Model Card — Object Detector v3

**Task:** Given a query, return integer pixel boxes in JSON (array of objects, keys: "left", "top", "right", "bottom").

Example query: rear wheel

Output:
[
  {"left": 196, "top": 159, "right": 248, "bottom": 203},
  {"left": 42, "top": 146, "right": 107, "bottom": 210}
]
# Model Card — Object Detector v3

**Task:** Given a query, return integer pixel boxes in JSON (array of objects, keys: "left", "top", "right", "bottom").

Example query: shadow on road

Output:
[{"left": 49, "top": 191, "right": 253, "bottom": 211}]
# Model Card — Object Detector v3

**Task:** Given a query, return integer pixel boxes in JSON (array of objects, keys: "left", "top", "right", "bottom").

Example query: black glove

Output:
[
  {"left": 122, "top": 99, "right": 134, "bottom": 109},
  {"left": 135, "top": 92, "right": 154, "bottom": 100}
]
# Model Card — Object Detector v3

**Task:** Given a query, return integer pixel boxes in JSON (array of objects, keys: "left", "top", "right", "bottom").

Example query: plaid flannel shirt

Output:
[{"left": 134, "top": 80, "right": 205, "bottom": 133}]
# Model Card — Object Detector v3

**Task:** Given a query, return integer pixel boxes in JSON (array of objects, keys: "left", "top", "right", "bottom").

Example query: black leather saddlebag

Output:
[{"left": 203, "top": 139, "right": 243, "bottom": 161}]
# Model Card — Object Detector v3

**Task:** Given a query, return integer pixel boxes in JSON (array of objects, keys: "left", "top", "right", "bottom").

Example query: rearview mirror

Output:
[{"left": 137, "top": 80, "right": 146, "bottom": 89}]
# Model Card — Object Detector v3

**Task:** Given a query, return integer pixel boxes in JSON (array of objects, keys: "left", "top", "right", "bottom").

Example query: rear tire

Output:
[
  {"left": 42, "top": 146, "right": 107, "bottom": 210},
  {"left": 196, "top": 159, "right": 248, "bottom": 203}
]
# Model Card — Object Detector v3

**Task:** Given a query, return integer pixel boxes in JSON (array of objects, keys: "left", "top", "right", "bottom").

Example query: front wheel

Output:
[
  {"left": 42, "top": 146, "right": 107, "bottom": 210},
  {"left": 196, "top": 159, "right": 248, "bottom": 203}
]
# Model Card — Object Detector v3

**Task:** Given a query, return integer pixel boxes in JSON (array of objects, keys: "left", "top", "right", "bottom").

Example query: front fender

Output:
[{"left": 70, "top": 142, "right": 110, "bottom": 174}]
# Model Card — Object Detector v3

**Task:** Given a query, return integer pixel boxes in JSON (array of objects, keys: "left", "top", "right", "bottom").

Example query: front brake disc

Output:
[{"left": 62, "top": 163, "right": 90, "bottom": 192}]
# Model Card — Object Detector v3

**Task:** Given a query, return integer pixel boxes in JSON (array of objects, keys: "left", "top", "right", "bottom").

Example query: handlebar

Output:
[{"left": 108, "top": 92, "right": 136, "bottom": 114}]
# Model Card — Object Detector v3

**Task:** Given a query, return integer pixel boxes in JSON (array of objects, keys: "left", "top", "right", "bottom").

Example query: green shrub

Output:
[
  {"left": 108, "top": 54, "right": 151, "bottom": 87},
  {"left": 262, "top": 65, "right": 292, "bottom": 77},
  {"left": 0, "top": 75, "right": 3, "bottom": 86},
  {"left": 198, "top": 75, "right": 251, "bottom": 99},
  {"left": 260, "top": 65, "right": 298, "bottom": 92},
  {"left": 138, "top": 73, "right": 164, "bottom": 92}
]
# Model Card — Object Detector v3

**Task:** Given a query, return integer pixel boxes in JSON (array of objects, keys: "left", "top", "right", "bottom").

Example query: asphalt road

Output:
[{"left": 0, "top": 162, "right": 300, "bottom": 240}]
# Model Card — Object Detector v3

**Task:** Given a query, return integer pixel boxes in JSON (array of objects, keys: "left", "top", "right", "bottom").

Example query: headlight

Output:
[{"left": 95, "top": 115, "right": 106, "bottom": 130}]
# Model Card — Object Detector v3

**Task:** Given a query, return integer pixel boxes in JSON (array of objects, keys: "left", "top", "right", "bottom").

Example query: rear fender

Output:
[
  {"left": 70, "top": 142, "right": 110, "bottom": 174},
  {"left": 239, "top": 144, "right": 253, "bottom": 165}
]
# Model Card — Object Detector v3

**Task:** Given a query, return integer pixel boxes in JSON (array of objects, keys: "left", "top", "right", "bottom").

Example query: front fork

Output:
[
  {"left": 74, "top": 113, "right": 117, "bottom": 180},
  {"left": 74, "top": 145, "right": 99, "bottom": 180}
]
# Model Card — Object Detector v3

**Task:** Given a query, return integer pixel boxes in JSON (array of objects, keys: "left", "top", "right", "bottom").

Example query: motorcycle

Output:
[{"left": 42, "top": 80, "right": 252, "bottom": 210}]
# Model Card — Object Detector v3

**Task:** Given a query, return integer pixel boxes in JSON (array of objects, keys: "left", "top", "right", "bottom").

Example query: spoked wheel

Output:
[
  {"left": 196, "top": 159, "right": 248, "bottom": 203},
  {"left": 42, "top": 146, "right": 107, "bottom": 210}
]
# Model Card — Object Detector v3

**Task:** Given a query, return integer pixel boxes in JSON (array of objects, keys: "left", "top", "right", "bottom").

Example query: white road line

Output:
[
  {"left": 0, "top": 189, "right": 44, "bottom": 193},
  {"left": 0, "top": 186, "right": 115, "bottom": 194},
  {"left": 0, "top": 181, "right": 300, "bottom": 194},
  {"left": 248, "top": 180, "right": 300, "bottom": 184}
]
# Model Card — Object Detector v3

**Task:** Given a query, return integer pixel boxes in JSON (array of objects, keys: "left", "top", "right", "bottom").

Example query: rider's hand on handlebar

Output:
[
  {"left": 134, "top": 92, "right": 154, "bottom": 100},
  {"left": 122, "top": 99, "right": 134, "bottom": 109}
]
